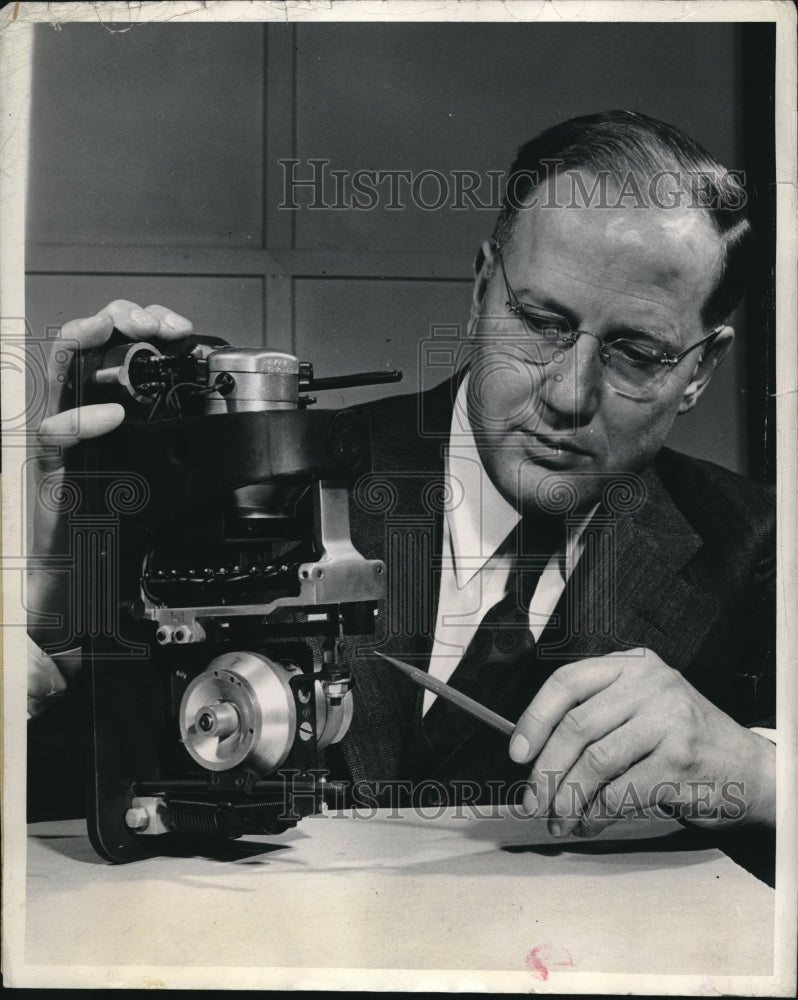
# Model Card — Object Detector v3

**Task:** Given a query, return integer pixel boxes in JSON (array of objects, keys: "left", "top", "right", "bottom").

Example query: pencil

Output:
[{"left": 374, "top": 651, "right": 516, "bottom": 738}]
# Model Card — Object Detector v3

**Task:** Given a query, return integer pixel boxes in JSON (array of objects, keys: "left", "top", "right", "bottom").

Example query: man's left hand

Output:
[{"left": 508, "top": 648, "right": 775, "bottom": 836}]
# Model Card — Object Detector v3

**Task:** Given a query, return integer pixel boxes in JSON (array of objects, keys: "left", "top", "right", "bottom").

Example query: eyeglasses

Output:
[{"left": 495, "top": 247, "right": 721, "bottom": 400}]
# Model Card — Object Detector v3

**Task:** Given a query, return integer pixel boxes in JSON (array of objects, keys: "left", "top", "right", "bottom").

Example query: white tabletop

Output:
[{"left": 19, "top": 806, "right": 776, "bottom": 990}]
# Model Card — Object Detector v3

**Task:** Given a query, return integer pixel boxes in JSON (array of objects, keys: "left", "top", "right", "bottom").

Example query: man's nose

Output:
[{"left": 539, "top": 334, "right": 604, "bottom": 427}]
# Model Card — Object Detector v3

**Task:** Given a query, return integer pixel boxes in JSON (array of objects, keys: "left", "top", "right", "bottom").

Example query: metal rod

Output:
[
  {"left": 308, "top": 370, "right": 403, "bottom": 391},
  {"left": 374, "top": 652, "right": 516, "bottom": 738},
  {"left": 134, "top": 779, "right": 327, "bottom": 795}
]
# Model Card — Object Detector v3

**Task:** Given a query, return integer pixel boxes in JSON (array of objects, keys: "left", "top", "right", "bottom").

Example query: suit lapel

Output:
[
  {"left": 552, "top": 464, "right": 722, "bottom": 673},
  {"left": 364, "top": 378, "right": 455, "bottom": 664}
]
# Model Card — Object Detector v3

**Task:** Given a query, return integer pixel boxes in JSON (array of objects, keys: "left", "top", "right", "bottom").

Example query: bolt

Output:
[
  {"left": 156, "top": 625, "right": 173, "bottom": 645},
  {"left": 299, "top": 721, "right": 314, "bottom": 741},
  {"left": 125, "top": 806, "right": 149, "bottom": 831}
]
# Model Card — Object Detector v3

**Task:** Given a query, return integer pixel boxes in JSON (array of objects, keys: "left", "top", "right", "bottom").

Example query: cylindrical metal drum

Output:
[{"left": 204, "top": 349, "right": 300, "bottom": 414}]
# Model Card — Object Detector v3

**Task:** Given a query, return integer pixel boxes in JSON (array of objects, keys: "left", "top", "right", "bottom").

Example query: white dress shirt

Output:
[{"left": 423, "top": 377, "right": 595, "bottom": 715}]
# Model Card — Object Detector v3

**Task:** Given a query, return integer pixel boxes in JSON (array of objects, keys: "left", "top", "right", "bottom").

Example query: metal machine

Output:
[{"left": 67, "top": 332, "right": 400, "bottom": 861}]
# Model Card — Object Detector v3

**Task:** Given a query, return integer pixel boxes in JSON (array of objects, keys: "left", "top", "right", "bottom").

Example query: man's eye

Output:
[
  {"left": 611, "top": 340, "right": 663, "bottom": 366},
  {"left": 520, "top": 310, "right": 571, "bottom": 339}
]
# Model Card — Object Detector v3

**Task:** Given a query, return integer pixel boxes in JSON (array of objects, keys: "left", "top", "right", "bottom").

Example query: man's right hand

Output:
[{"left": 28, "top": 300, "right": 193, "bottom": 709}]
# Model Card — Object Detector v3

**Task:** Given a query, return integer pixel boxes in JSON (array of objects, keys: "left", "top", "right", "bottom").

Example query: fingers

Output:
[
  {"left": 142, "top": 303, "right": 194, "bottom": 337},
  {"left": 27, "top": 635, "right": 68, "bottom": 718},
  {"left": 58, "top": 301, "right": 192, "bottom": 349},
  {"left": 57, "top": 309, "right": 115, "bottom": 353},
  {"left": 50, "top": 302, "right": 160, "bottom": 406},
  {"left": 509, "top": 656, "right": 625, "bottom": 764},
  {"left": 93, "top": 300, "right": 193, "bottom": 341},
  {"left": 520, "top": 684, "right": 637, "bottom": 818},
  {"left": 38, "top": 403, "right": 125, "bottom": 449},
  {"left": 545, "top": 717, "right": 660, "bottom": 836},
  {"left": 52, "top": 300, "right": 168, "bottom": 390},
  {"left": 27, "top": 640, "right": 83, "bottom": 719},
  {"left": 574, "top": 757, "right": 678, "bottom": 839},
  {"left": 43, "top": 301, "right": 193, "bottom": 426}
]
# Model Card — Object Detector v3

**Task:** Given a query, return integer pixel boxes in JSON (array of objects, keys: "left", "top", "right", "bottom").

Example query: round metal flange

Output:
[{"left": 179, "top": 651, "right": 300, "bottom": 773}]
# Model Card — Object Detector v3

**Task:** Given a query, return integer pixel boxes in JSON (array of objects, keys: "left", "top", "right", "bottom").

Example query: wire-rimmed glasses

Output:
[{"left": 494, "top": 246, "right": 721, "bottom": 400}]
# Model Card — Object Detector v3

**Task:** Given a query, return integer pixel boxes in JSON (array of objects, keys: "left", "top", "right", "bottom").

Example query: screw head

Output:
[{"left": 125, "top": 806, "right": 149, "bottom": 831}]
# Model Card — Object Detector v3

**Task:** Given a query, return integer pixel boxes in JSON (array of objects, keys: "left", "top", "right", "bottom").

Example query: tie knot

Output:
[
  {"left": 503, "top": 516, "right": 564, "bottom": 610},
  {"left": 516, "top": 514, "right": 566, "bottom": 558}
]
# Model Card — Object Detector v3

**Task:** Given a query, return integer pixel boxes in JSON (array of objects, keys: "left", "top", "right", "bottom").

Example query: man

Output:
[{"left": 29, "top": 112, "right": 775, "bottom": 844}]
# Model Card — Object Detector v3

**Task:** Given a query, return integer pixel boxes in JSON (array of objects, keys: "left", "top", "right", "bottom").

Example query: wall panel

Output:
[
  {"left": 293, "top": 278, "right": 471, "bottom": 408},
  {"left": 27, "top": 24, "right": 265, "bottom": 248}
]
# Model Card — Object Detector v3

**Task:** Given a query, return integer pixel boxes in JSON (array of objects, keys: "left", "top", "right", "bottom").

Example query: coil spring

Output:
[
  {"left": 167, "top": 798, "right": 289, "bottom": 837},
  {"left": 168, "top": 799, "right": 231, "bottom": 836}
]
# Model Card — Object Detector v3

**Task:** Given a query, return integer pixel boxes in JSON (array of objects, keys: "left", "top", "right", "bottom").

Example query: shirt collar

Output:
[
  {"left": 444, "top": 375, "right": 597, "bottom": 589},
  {"left": 445, "top": 376, "right": 520, "bottom": 588}
]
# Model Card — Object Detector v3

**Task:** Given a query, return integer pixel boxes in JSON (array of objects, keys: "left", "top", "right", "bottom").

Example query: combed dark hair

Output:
[{"left": 493, "top": 110, "right": 753, "bottom": 330}]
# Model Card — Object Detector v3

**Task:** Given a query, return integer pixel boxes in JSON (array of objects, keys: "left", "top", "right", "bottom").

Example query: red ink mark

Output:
[
  {"left": 525, "top": 947, "right": 549, "bottom": 980},
  {"left": 525, "top": 945, "right": 575, "bottom": 980}
]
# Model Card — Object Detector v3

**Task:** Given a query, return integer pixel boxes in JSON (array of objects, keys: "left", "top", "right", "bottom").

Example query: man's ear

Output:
[
  {"left": 467, "top": 239, "right": 496, "bottom": 337},
  {"left": 677, "top": 325, "right": 734, "bottom": 414}
]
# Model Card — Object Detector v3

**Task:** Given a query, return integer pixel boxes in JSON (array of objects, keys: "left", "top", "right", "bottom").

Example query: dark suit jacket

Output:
[{"left": 323, "top": 378, "right": 776, "bottom": 800}]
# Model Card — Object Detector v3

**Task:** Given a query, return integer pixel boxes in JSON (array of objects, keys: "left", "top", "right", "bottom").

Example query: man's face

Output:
[{"left": 465, "top": 171, "right": 731, "bottom": 515}]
